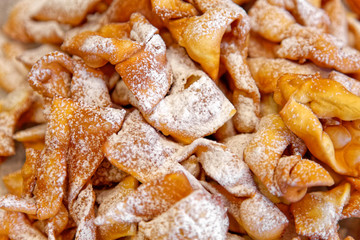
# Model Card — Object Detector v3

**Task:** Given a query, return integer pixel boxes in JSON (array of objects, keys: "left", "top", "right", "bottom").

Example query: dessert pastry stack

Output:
[{"left": 0, "top": 0, "right": 360, "bottom": 239}]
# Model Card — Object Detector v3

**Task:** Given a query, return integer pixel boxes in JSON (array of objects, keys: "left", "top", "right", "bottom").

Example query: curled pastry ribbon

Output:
[
  {"left": 153, "top": 0, "right": 261, "bottom": 132},
  {"left": 249, "top": 0, "right": 360, "bottom": 74},
  {"left": 244, "top": 114, "right": 334, "bottom": 203},
  {"left": 291, "top": 183, "right": 351, "bottom": 239},
  {"left": 65, "top": 21, "right": 235, "bottom": 143},
  {"left": 3, "top": 0, "right": 101, "bottom": 44},
  {"left": 274, "top": 73, "right": 360, "bottom": 177},
  {"left": 62, "top": 13, "right": 171, "bottom": 114},
  {"left": 0, "top": 87, "right": 34, "bottom": 157},
  {"left": 25, "top": 51, "right": 126, "bottom": 220},
  {"left": 103, "top": 110, "right": 257, "bottom": 198},
  {"left": 28, "top": 51, "right": 111, "bottom": 109}
]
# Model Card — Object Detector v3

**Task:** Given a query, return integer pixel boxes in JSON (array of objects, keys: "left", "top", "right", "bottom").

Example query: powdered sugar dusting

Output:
[
  {"left": 195, "top": 139, "right": 257, "bottom": 197},
  {"left": 71, "top": 61, "right": 111, "bottom": 108},
  {"left": 67, "top": 102, "right": 125, "bottom": 206},
  {"left": 291, "top": 184, "right": 350, "bottom": 239},
  {"left": 104, "top": 110, "right": 182, "bottom": 183},
  {"left": 7, "top": 212, "right": 47, "bottom": 240},
  {"left": 139, "top": 190, "right": 228, "bottom": 240},
  {"left": 293, "top": 0, "right": 330, "bottom": 31},
  {"left": 277, "top": 32, "right": 360, "bottom": 73},
  {"left": 118, "top": 34, "right": 171, "bottom": 114},
  {"left": 147, "top": 75, "right": 235, "bottom": 143},
  {"left": 0, "top": 194, "right": 36, "bottom": 214},
  {"left": 328, "top": 71, "right": 360, "bottom": 96},
  {"left": 243, "top": 114, "right": 301, "bottom": 197},
  {"left": 72, "top": 184, "right": 97, "bottom": 240},
  {"left": 239, "top": 193, "right": 289, "bottom": 238},
  {"left": 80, "top": 35, "right": 116, "bottom": 55}
]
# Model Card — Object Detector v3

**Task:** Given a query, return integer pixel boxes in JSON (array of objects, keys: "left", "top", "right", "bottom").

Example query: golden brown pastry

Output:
[
  {"left": 275, "top": 73, "right": 360, "bottom": 176},
  {"left": 244, "top": 114, "right": 334, "bottom": 202},
  {"left": 291, "top": 183, "right": 351, "bottom": 239}
]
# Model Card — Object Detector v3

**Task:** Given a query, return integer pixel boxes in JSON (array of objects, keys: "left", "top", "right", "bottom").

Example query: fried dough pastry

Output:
[
  {"left": 17, "top": 44, "right": 60, "bottom": 69},
  {"left": 104, "top": 0, "right": 163, "bottom": 28},
  {"left": 3, "top": 0, "right": 360, "bottom": 238},
  {"left": 104, "top": 110, "right": 257, "bottom": 197},
  {"left": 3, "top": 0, "right": 103, "bottom": 44},
  {"left": 328, "top": 71, "right": 360, "bottom": 96},
  {"left": 0, "top": 87, "right": 33, "bottom": 157},
  {"left": 244, "top": 114, "right": 334, "bottom": 202},
  {"left": 96, "top": 172, "right": 193, "bottom": 225},
  {"left": 247, "top": 57, "right": 324, "bottom": 93},
  {"left": 62, "top": 15, "right": 171, "bottom": 114},
  {"left": 248, "top": 32, "right": 277, "bottom": 58},
  {"left": 150, "top": 0, "right": 199, "bottom": 20},
  {"left": 166, "top": 3, "right": 241, "bottom": 80},
  {"left": 138, "top": 189, "right": 228, "bottom": 240},
  {"left": 249, "top": 0, "right": 298, "bottom": 43},
  {"left": 34, "top": 97, "right": 73, "bottom": 220},
  {"left": 144, "top": 46, "right": 235, "bottom": 143},
  {"left": 0, "top": 210, "right": 47, "bottom": 240},
  {"left": 29, "top": 90, "right": 125, "bottom": 220},
  {"left": 3, "top": 0, "right": 68, "bottom": 44},
  {"left": 66, "top": 102, "right": 126, "bottom": 211},
  {"left": 21, "top": 145, "right": 43, "bottom": 197},
  {"left": 1, "top": 170, "right": 23, "bottom": 198},
  {"left": 347, "top": 15, "right": 360, "bottom": 51},
  {"left": 32, "top": 0, "right": 101, "bottom": 26},
  {"left": 290, "top": 0, "right": 330, "bottom": 31},
  {"left": 13, "top": 124, "right": 46, "bottom": 144},
  {"left": 157, "top": 0, "right": 260, "bottom": 132},
  {"left": 44, "top": 203, "right": 69, "bottom": 240},
  {"left": 157, "top": 0, "right": 250, "bottom": 81},
  {"left": 103, "top": 110, "right": 182, "bottom": 183},
  {"left": 0, "top": 34, "right": 28, "bottom": 92},
  {"left": 324, "top": 0, "right": 348, "bottom": 45},
  {"left": 221, "top": 42, "right": 261, "bottom": 133},
  {"left": 96, "top": 176, "right": 138, "bottom": 239},
  {"left": 250, "top": 0, "right": 360, "bottom": 74},
  {"left": 276, "top": 33, "right": 360, "bottom": 74},
  {"left": 92, "top": 160, "right": 128, "bottom": 186},
  {"left": 275, "top": 74, "right": 360, "bottom": 176},
  {"left": 203, "top": 181, "right": 288, "bottom": 240},
  {"left": 28, "top": 51, "right": 111, "bottom": 110},
  {"left": 70, "top": 184, "right": 97, "bottom": 240},
  {"left": 291, "top": 183, "right": 351, "bottom": 239},
  {"left": 342, "top": 190, "right": 360, "bottom": 219},
  {"left": 0, "top": 194, "right": 36, "bottom": 215}
]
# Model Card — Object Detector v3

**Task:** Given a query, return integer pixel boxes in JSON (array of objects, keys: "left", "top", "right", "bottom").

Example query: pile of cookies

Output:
[{"left": 0, "top": 0, "right": 360, "bottom": 239}]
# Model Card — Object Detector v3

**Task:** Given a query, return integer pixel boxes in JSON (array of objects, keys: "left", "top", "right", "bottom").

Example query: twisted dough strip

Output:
[
  {"left": 291, "top": 183, "right": 350, "bottom": 239},
  {"left": 2, "top": 0, "right": 101, "bottom": 44},
  {"left": 28, "top": 51, "right": 111, "bottom": 110},
  {"left": 250, "top": 0, "right": 360, "bottom": 74},
  {"left": 104, "top": 110, "right": 257, "bottom": 197},
  {"left": 0, "top": 34, "right": 28, "bottom": 92},
  {"left": 144, "top": 46, "right": 235, "bottom": 143},
  {"left": 275, "top": 73, "right": 360, "bottom": 176},
  {"left": 62, "top": 14, "right": 171, "bottom": 114},
  {"left": 0, "top": 87, "right": 34, "bottom": 157},
  {"left": 247, "top": 57, "right": 323, "bottom": 94},
  {"left": 0, "top": 210, "right": 47, "bottom": 239},
  {"left": 27, "top": 52, "right": 126, "bottom": 220},
  {"left": 202, "top": 181, "right": 288, "bottom": 240},
  {"left": 156, "top": 0, "right": 260, "bottom": 132},
  {"left": 244, "top": 114, "right": 334, "bottom": 202},
  {"left": 104, "top": 0, "right": 164, "bottom": 28}
]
